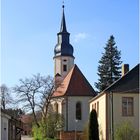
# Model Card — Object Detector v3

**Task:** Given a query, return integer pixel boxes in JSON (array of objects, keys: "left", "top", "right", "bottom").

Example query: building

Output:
[
  {"left": 20, "top": 114, "right": 33, "bottom": 135},
  {"left": 51, "top": 5, "right": 96, "bottom": 140},
  {"left": 89, "top": 64, "right": 139, "bottom": 140},
  {"left": 1, "top": 109, "right": 23, "bottom": 140}
]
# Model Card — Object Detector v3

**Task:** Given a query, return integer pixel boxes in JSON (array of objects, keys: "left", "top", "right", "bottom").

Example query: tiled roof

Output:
[
  {"left": 53, "top": 64, "right": 96, "bottom": 97},
  {"left": 89, "top": 64, "right": 139, "bottom": 103},
  {"left": 105, "top": 64, "right": 139, "bottom": 93}
]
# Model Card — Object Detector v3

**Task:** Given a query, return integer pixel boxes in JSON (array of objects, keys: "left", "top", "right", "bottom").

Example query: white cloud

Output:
[{"left": 74, "top": 32, "right": 88, "bottom": 42}]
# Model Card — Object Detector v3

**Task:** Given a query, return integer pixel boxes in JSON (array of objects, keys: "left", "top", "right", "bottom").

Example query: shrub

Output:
[
  {"left": 32, "top": 122, "right": 45, "bottom": 140},
  {"left": 32, "top": 113, "right": 64, "bottom": 139},
  {"left": 115, "top": 121, "right": 139, "bottom": 140}
]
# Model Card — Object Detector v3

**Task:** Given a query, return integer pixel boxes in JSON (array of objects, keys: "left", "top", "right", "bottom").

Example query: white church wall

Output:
[
  {"left": 67, "top": 96, "right": 93, "bottom": 131},
  {"left": 51, "top": 96, "right": 94, "bottom": 132}
]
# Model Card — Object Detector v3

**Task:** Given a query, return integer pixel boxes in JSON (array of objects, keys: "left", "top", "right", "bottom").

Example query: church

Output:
[{"left": 51, "top": 5, "right": 96, "bottom": 139}]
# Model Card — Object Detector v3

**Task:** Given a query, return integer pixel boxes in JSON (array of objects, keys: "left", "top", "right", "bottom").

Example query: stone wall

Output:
[{"left": 59, "top": 131, "right": 82, "bottom": 140}]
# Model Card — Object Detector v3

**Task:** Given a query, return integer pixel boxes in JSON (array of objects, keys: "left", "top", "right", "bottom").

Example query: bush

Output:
[
  {"left": 115, "top": 121, "right": 139, "bottom": 140},
  {"left": 46, "top": 113, "right": 64, "bottom": 138},
  {"left": 32, "top": 123, "right": 45, "bottom": 140},
  {"left": 46, "top": 138, "right": 57, "bottom": 140},
  {"left": 32, "top": 124, "right": 57, "bottom": 140},
  {"left": 32, "top": 113, "right": 64, "bottom": 140}
]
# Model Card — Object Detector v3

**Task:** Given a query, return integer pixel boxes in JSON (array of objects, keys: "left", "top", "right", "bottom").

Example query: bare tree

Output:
[
  {"left": 13, "top": 74, "right": 54, "bottom": 127},
  {"left": 0, "top": 84, "right": 13, "bottom": 110},
  {"left": 37, "top": 76, "right": 54, "bottom": 120}
]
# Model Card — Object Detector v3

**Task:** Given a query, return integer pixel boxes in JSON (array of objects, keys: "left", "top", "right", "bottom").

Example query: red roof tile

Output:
[{"left": 53, "top": 64, "right": 96, "bottom": 97}]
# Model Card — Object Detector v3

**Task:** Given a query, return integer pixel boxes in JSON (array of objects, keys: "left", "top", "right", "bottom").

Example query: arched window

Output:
[{"left": 76, "top": 102, "right": 82, "bottom": 120}]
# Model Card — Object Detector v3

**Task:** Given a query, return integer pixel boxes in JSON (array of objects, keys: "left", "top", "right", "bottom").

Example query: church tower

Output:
[{"left": 54, "top": 5, "right": 74, "bottom": 79}]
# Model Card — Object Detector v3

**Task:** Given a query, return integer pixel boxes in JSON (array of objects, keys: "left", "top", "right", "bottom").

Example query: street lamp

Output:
[{"left": 75, "top": 119, "right": 78, "bottom": 140}]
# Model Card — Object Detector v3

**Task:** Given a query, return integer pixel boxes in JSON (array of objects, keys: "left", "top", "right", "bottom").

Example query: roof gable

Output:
[
  {"left": 105, "top": 64, "right": 139, "bottom": 93},
  {"left": 90, "top": 64, "right": 139, "bottom": 103},
  {"left": 53, "top": 64, "right": 96, "bottom": 97}
]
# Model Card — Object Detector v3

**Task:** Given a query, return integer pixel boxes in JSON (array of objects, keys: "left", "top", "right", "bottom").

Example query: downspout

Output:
[
  {"left": 111, "top": 91, "right": 114, "bottom": 140},
  {"left": 106, "top": 93, "right": 108, "bottom": 140}
]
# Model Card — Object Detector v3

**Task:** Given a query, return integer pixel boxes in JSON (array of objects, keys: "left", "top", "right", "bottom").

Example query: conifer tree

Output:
[
  {"left": 89, "top": 109, "right": 99, "bottom": 140},
  {"left": 95, "top": 35, "right": 122, "bottom": 92}
]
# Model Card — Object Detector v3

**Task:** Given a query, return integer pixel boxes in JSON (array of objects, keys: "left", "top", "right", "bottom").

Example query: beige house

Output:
[{"left": 89, "top": 64, "right": 139, "bottom": 140}]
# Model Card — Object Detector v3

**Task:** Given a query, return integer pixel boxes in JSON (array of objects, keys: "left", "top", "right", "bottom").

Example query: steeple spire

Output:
[
  {"left": 60, "top": 4, "right": 67, "bottom": 32},
  {"left": 54, "top": 4, "right": 74, "bottom": 58},
  {"left": 54, "top": 3, "right": 75, "bottom": 79}
]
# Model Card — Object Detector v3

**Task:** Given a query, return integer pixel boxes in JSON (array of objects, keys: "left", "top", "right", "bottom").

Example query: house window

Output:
[
  {"left": 122, "top": 97, "right": 133, "bottom": 116},
  {"left": 76, "top": 102, "right": 82, "bottom": 120},
  {"left": 63, "top": 65, "right": 67, "bottom": 72}
]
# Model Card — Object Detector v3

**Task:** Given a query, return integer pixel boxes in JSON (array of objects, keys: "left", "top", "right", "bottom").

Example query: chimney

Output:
[{"left": 122, "top": 64, "right": 129, "bottom": 76}]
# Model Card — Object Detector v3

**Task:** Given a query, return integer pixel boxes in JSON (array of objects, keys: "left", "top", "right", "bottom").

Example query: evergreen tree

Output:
[
  {"left": 89, "top": 109, "right": 99, "bottom": 140},
  {"left": 95, "top": 35, "right": 122, "bottom": 92}
]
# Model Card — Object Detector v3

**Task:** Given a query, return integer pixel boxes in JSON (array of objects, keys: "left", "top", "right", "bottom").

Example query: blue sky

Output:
[{"left": 1, "top": 0, "right": 139, "bottom": 90}]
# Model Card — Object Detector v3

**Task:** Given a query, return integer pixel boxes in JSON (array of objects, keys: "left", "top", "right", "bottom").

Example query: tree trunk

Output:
[{"left": 32, "top": 109, "right": 40, "bottom": 127}]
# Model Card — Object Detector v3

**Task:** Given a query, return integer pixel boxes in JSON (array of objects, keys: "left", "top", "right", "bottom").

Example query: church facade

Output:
[{"left": 51, "top": 5, "right": 96, "bottom": 134}]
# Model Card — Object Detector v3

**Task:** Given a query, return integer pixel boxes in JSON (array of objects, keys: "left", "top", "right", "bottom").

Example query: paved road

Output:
[{"left": 21, "top": 135, "right": 33, "bottom": 140}]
